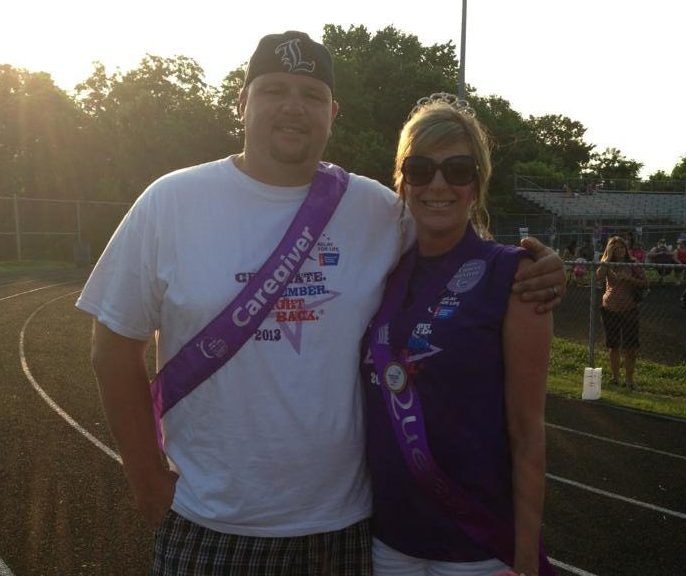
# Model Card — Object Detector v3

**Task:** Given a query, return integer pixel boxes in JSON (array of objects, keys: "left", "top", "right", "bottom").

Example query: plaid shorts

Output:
[{"left": 151, "top": 510, "right": 371, "bottom": 576}]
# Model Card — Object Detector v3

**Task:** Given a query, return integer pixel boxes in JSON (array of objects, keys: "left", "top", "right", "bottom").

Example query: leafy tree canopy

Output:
[
  {"left": 1, "top": 24, "right": 683, "bottom": 206},
  {"left": 74, "top": 55, "right": 238, "bottom": 200},
  {"left": 0, "top": 65, "right": 86, "bottom": 198},
  {"left": 323, "top": 24, "right": 458, "bottom": 185},
  {"left": 586, "top": 147, "right": 643, "bottom": 182},
  {"left": 671, "top": 155, "right": 686, "bottom": 180},
  {"left": 526, "top": 114, "right": 593, "bottom": 174}
]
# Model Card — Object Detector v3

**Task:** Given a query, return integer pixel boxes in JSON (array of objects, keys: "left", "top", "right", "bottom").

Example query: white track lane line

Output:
[
  {"left": 17, "top": 292, "right": 641, "bottom": 576},
  {"left": 19, "top": 291, "right": 122, "bottom": 465},
  {"left": 549, "top": 558, "right": 598, "bottom": 576},
  {"left": 547, "top": 473, "right": 686, "bottom": 520},
  {"left": 547, "top": 422, "right": 686, "bottom": 461},
  {"left": 0, "top": 282, "right": 72, "bottom": 302}
]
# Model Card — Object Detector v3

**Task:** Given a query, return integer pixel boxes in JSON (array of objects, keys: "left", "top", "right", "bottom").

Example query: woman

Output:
[
  {"left": 361, "top": 94, "right": 554, "bottom": 576},
  {"left": 596, "top": 236, "right": 648, "bottom": 389}
]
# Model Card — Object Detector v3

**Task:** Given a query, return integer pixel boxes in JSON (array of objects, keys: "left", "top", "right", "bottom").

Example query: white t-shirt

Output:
[{"left": 76, "top": 156, "right": 409, "bottom": 537}]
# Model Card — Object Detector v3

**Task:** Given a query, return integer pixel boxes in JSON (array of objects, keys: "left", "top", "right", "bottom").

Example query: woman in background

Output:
[{"left": 596, "top": 236, "right": 648, "bottom": 389}]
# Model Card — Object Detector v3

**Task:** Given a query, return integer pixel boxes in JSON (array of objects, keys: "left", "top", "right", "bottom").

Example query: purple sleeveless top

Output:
[{"left": 362, "top": 225, "right": 525, "bottom": 561}]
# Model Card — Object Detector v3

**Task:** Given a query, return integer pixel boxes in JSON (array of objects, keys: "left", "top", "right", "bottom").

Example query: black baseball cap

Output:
[{"left": 244, "top": 31, "right": 335, "bottom": 93}]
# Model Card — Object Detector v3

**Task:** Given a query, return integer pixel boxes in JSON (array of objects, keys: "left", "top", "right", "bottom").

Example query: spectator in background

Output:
[
  {"left": 676, "top": 239, "right": 686, "bottom": 309},
  {"left": 562, "top": 240, "right": 578, "bottom": 285},
  {"left": 626, "top": 231, "right": 636, "bottom": 257},
  {"left": 673, "top": 239, "right": 686, "bottom": 285},
  {"left": 596, "top": 236, "right": 648, "bottom": 390},
  {"left": 646, "top": 238, "right": 673, "bottom": 283},
  {"left": 562, "top": 240, "right": 578, "bottom": 261},
  {"left": 578, "top": 239, "right": 594, "bottom": 261},
  {"left": 592, "top": 222, "right": 608, "bottom": 253},
  {"left": 628, "top": 240, "right": 646, "bottom": 263},
  {"left": 572, "top": 257, "right": 590, "bottom": 287},
  {"left": 600, "top": 225, "right": 609, "bottom": 250},
  {"left": 569, "top": 239, "right": 594, "bottom": 287}
]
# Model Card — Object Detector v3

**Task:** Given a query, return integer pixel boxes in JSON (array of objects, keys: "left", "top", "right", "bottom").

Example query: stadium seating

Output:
[{"left": 515, "top": 189, "right": 686, "bottom": 225}]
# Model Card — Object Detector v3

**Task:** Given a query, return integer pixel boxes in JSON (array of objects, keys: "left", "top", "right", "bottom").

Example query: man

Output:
[{"left": 76, "top": 31, "right": 565, "bottom": 575}]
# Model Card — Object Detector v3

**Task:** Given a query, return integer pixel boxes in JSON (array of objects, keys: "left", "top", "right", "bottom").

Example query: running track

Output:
[{"left": 1, "top": 270, "right": 684, "bottom": 575}]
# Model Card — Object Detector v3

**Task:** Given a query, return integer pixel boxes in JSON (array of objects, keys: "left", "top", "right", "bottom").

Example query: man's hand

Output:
[
  {"left": 512, "top": 237, "right": 566, "bottom": 314},
  {"left": 127, "top": 466, "right": 178, "bottom": 528}
]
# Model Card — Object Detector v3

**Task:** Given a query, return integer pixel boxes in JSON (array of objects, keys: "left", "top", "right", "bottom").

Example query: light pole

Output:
[{"left": 458, "top": 0, "right": 467, "bottom": 101}]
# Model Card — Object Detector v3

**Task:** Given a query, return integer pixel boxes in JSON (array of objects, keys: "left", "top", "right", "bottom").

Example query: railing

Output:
[
  {"left": 0, "top": 195, "right": 131, "bottom": 263},
  {"left": 515, "top": 175, "right": 686, "bottom": 194},
  {"left": 559, "top": 259, "right": 686, "bottom": 369}
]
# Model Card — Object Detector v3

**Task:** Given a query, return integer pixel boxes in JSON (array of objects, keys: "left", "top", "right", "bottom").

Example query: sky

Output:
[{"left": 3, "top": 0, "right": 684, "bottom": 178}]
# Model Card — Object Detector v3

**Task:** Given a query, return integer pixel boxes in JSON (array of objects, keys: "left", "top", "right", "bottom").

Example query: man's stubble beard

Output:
[{"left": 269, "top": 140, "right": 314, "bottom": 165}]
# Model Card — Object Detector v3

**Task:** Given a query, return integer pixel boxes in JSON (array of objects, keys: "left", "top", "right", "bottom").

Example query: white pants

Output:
[{"left": 373, "top": 538, "right": 510, "bottom": 576}]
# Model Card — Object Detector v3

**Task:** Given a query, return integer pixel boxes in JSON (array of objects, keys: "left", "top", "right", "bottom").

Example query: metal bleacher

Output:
[{"left": 515, "top": 186, "right": 686, "bottom": 226}]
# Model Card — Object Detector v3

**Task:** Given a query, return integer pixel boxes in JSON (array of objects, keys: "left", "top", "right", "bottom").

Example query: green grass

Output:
[
  {"left": 548, "top": 337, "right": 686, "bottom": 419},
  {"left": 0, "top": 260, "right": 74, "bottom": 273}
]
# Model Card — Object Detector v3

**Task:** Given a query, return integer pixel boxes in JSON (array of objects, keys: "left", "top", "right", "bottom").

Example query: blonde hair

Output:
[
  {"left": 601, "top": 236, "right": 632, "bottom": 262},
  {"left": 393, "top": 100, "right": 493, "bottom": 238}
]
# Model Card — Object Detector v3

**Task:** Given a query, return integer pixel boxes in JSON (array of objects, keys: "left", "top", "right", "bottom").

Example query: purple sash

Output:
[
  {"left": 368, "top": 236, "right": 555, "bottom": 575},
  {"left": 150, "top": 163, "right": 349, "bottom": 447}
]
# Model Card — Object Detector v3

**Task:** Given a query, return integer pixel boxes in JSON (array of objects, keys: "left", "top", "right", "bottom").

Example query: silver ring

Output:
[{"left": 550, "top": 286, "right": 558, "bottom": 299}]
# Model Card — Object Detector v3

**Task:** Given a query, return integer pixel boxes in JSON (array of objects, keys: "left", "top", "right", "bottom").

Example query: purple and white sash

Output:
[
  {"left": 150, "top": 162, "right": 349, "bottom": 447},
  {"left": 368, "top": 238, "right": 556, "bottom": 575}
]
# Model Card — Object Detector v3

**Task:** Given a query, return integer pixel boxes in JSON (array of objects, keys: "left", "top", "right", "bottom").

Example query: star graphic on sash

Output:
[
  {"left": 269, "top": 290, "right": 342, "bottom": 353},
  {"left": 406, "top": 345, "right": 443, "bottom": 363}
]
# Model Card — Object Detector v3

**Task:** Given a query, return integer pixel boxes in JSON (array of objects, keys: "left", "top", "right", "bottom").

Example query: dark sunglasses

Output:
[{"left": 401, "top": 155, "right": 479, "bottom": 187}]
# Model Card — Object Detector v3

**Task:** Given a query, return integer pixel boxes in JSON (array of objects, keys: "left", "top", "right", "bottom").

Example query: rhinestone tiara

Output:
[{"left": 408, "top": 92, "right": 475, "bottom": 120}]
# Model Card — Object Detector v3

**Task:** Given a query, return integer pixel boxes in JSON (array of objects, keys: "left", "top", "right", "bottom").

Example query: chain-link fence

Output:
[
  {"left": 0, "top": 195, "right": 130, "bottom": 264},
  {"left": 557, "top": 260, "right": 686, "bottom": 368},
  {"left": 3, "top": 195, "right": 686, "bottom": 373}
]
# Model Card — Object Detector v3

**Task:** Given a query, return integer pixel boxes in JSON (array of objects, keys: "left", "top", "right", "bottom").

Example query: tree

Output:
[
  {"left": 0, "top": 65, "right": 88, "bottom": 198},
  {"left": 646, "top": 157, "right": 686, "bottom": 192},
  {"left": 513, "top": 160, "right": 566, "bottom": 185},
  {"left": 671, "top": 155, "right": 686, "bottom": 181},
  {"left": 322, "top": 24, "right": 459, "bottom": 186},
  {"left": 216, "top": 68, "right": 246, "bottom": 144},
  {"left": 75, "top": 55, "right": 238, "bottom": 201},
  {"left": 526, "top": 114, "right": 593, "bottom": 174},
  {"left": 585, "top": 147, "right": 643, "bottom": 185},
  {"left": 645, "top": 169, "right": 677, "bottom": 192},
  {"left": 469, "top": 94, "right": 534, "bottom": 201},
  {"left": 74, "top": 62, "right": 115, "bottom": 117},
  {"left": 0, "top": 24, "right": 669, "bottom": 211}
]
